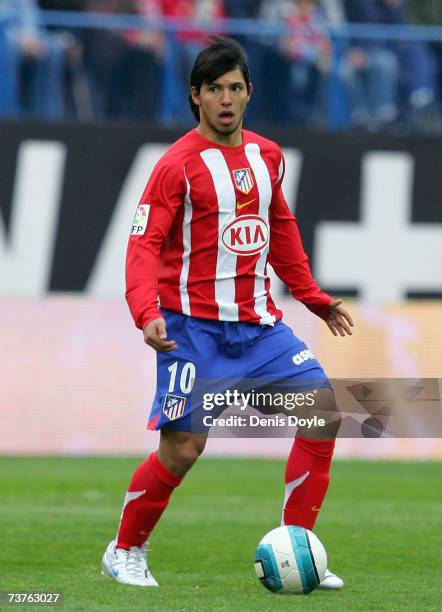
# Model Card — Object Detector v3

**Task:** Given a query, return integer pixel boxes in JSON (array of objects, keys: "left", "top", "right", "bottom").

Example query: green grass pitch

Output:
[{"left": 1, "top": 457, "right": 441, "bottom": 611}]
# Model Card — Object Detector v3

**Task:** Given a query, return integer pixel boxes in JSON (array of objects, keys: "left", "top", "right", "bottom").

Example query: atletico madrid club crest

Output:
[
  {"left": 233, "top": 168, "right": 254, "bottom": 194},
  {"left": 162, "top": 393, "right": 187, "bottom": 421}
]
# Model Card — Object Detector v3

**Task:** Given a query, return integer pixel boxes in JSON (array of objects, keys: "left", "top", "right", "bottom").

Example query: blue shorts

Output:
[{"left": 148, "top": 309, "right": 330, "bottom": 432}]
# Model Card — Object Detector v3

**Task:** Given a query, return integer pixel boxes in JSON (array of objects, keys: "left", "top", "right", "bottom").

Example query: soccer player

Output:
[{"left": 102, "top": 37, "right": 353, "bottom": 589}]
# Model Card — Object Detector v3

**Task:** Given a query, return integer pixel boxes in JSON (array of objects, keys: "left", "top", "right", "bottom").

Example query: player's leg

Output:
[
  {"left": 102, "top": 429, "right": 207, "bottom": 586},
  {"left": 245, "top": 322, "right": 344, "bottom": 588},
  {"left": 283, "top": 425, "right": 343, "bottom": 589},
  {"left": 117, "top": 430, "right": 208, "bottom": 547},
  {"left": 282, "top": 385, "right": 344, "bottom": 590},
  {"left": 102, "top": 309, "right": 215, "bottom": 586},
  {"left": 282, "top": 387, "right": 340, "bottom": 530}
]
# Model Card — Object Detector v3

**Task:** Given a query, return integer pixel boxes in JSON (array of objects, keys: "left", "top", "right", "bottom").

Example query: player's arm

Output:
[
  {"left": 268, "top": 174, "right": 353, "bottom": 336},
  {"left": 125, "top": 160, "right": 185, "bottom": 351}
]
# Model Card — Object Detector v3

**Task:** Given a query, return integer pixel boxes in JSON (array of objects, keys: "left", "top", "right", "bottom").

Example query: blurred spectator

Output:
[
  {"left": 260, "top": 0, "right": 332, "bottom": 126},
  {"left": 161, "top": 0, "right": 226, "bottom": 123},
  {"left": 339, "top": 0, "right": 400, "bottom": 129},
  {"left": 408, "top": 0, "right": 442, "bottom": 25},
  {"left": 0, "top": 0, "right": 72, "bottom": 119},
  {"left": 224, "top": 0, "right": 261, "bottom": 19},
  {"left": 79, "top": 1, "right": 126, "bottom": 118},
  {"left": 409, "top": 0, "right": 442, "bottom": 126},
  {"left": 224, "top": 0, "right": 264, "bottom": 123},
  {"left": 122, "top": 0, "right": 165, "bottom": 120},
  {"left": 79, "top": 0, "right": 163, "bottom": 122},
  {"left": 319, "top": 0, "right": 346, "bottom": 25},
  {"left": 37, "top": 0, "right": 93, "bottom": 119},
  {"left": 377, "top": 0, "right": 437, "bottom": 127},
  {"left": 162, "top": 0, "right": 225, "bottom": 56}
]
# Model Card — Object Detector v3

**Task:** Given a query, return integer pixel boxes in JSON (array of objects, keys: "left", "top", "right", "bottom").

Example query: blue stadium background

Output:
[{"left": 1, "top": 0, "right": 442, "bottom": 131}]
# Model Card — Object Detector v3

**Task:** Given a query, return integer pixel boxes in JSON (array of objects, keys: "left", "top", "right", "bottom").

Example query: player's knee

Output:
[
  {"left": 159, "top": 431, "right": 207, "bottom": 475},
  {"left": 172, "top": 442, "right": 203, "bottom": 472}
]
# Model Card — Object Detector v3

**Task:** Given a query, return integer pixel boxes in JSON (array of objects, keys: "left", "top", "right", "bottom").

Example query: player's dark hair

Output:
[{"left": 188, "top": 36, "right": 251, "bottom": 121}]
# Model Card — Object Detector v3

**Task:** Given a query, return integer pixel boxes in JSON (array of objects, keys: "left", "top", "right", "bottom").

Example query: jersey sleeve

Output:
[
  {"left": 268, "top": 154, "right": 333, "bottom": 320},
  {"left": 125, "top": 158, "right": 186, "bottom": 330}
]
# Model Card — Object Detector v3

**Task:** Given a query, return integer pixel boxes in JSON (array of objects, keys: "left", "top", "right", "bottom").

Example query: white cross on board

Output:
[{"left": 315, "top": 152, "right": 442, "bottom": 301}]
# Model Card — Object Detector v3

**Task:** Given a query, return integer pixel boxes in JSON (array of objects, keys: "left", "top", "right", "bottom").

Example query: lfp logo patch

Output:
[
  {"left": 131, "top": 204, "right": 150, "bottom": 235},
  {"left": 162, "top": 394, "right": 187, "bottom": 421},
  {"left": 233, "top": 168, "right": 254, "bottom": 194}
]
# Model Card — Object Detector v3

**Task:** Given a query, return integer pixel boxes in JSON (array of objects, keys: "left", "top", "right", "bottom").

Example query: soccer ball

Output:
[{"left": 254, "top": 525, "right": 327, "bottom": 594}]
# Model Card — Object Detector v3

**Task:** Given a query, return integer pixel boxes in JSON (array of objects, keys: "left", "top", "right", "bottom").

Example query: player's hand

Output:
[
  {"left": 325, "top": 299, "right": 354, "bottom": 337},
  {"left": 143, "top": 317, "right": 177, "bottom": 352}
]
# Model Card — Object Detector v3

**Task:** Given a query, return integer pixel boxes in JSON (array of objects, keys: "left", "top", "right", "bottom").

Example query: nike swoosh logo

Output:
[
  {"left": 283, "top": 471, "right": 310, "bottom": 507},
  {"left": 311, "top": 506, "right": 321, "bottom": 512},
  {"left": 281, "top": 471, "right": 310, "bottom": 525},
  {"left": 121, "top": 490, "right": 146, "bottom": 512},
  {"left": 236, "top": 198, "right": 255, "bottom": 210}
]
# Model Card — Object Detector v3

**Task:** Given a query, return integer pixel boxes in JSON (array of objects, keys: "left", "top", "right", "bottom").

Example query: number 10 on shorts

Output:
[{"left": 167, "top": 361, "right": 196, "bottom": 394}]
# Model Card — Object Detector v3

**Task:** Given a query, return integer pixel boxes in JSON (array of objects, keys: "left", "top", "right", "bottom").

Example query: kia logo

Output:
[{"left": 221, "top": 214, "right": 269, "bottom": 255}]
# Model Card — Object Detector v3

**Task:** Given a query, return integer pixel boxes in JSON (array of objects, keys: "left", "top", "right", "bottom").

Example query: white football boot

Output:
[
  {"left": 101, "top": 540, "right": 159, "bottom": 587},
  {"left": 318, "top": 568, "right": 344, "bottom": 590}
]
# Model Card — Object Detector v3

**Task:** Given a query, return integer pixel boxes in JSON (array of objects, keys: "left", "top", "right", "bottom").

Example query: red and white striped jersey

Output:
[{"left": 126, "top": 129, "right": 332, "bottom": 330}]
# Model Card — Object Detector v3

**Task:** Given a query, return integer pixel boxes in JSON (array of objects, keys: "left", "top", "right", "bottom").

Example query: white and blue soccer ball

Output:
[{"left": 254, "top": 525, "right": 327, "bottom": 594}]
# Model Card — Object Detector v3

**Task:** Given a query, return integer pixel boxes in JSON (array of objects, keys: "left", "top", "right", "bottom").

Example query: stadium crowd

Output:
[{"left": 0, "top": 0, "right": 441, "bottom": 131}]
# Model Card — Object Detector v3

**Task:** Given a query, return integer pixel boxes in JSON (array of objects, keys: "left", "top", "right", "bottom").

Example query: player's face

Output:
[{"left": 191, "top": 68, "right": 252, "bottom": 143}]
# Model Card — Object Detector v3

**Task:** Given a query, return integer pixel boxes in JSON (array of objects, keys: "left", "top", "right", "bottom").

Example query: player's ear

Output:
[
  {"left": 247, "top": 82, "right": 254, "bottom": 103},
  {"left": 190, "top": 86, "right": 201, "bottom": 107}
]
